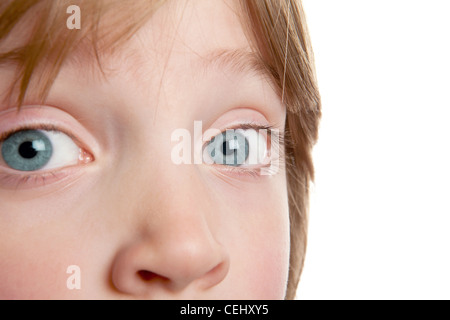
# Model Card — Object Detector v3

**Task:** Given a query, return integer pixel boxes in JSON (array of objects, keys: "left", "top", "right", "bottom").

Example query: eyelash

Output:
[
  {"left": 205, "top": 122, "right": 285, "bottom": 178},
  {"left": 0, "top": 121, "right": 284, "bottom": 188},
  {"left": 0, "top": 123, "right": 79, "bottom": 145},
  {"left": 0, "top": 123, "right": 88, "bottom": 189},
  {"left": 0, "top": 170, "right": 66, "bottom": 190}
]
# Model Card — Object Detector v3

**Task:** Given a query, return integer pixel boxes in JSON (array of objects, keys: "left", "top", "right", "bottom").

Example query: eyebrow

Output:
[
  {"left": 197, "top": 48, "right": 278, "bottom": 87},
  {"left": 60, "top": 45, "right": 279, "bottom": 85}
]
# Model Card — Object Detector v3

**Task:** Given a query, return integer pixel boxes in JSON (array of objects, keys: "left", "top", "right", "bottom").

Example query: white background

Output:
[{"left": 297, "top": 0, "right": 450, "bottom": 299}]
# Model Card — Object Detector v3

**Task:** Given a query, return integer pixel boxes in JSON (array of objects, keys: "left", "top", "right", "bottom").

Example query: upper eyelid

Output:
[
  {"left": 219, "top": 121, "right": 277, "bottom": 131},
  {"left": 206, "top": 123, "right": 285, "bottom": 150},
  {"left": 205, "top": 123, "right": 279, "bottom": 140},
  {"left": 224, "top": 123, "right": 274, "bottom": 131},
  {"left": 0, "top": 124, "right": 83, "bottom": 149},
  {"left": 0, "top": 105, "right": 103, "bottom": 158}
]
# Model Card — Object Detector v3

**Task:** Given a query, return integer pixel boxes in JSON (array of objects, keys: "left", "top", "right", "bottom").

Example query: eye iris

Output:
[
  {"left": 1, "top": 130, "right": 53, "bottom": 171},
  {"left": 208, "top": 131, "right": 249, "bottom": 166}
]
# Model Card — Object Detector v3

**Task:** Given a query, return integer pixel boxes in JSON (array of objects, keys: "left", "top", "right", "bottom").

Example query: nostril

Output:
[
  {"left": 137, "top": 270, "right": 170, "bottom": 283},
  {"left": 137, "top": 270, "right": 157, "bottom": 281}
]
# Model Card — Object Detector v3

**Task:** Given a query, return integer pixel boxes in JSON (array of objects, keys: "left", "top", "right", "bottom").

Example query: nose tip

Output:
[
  {"left": 111, "top": 234, "right": 230, "bottom": 296},
  {"left": 157, "top": 241, "right": 230, "bottom": 291}
]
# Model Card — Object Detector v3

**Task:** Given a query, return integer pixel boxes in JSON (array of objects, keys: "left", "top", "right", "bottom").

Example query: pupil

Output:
[
  {"left": 222, "top": 140, "right": 235, "bottom": 156},
  {"left": 18, "top": 141, "right": 38, "bottom": 159}
]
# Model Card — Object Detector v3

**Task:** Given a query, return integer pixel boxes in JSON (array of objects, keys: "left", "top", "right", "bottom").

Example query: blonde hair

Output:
[{"left": 0, "top": 0, "right": 321, "bottom": 299}]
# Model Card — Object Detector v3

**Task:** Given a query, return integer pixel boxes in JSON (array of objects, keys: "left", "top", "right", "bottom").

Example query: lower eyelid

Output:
[
  {"left": 0, "top": 166, "right": 84, "bottom": 190},
  {"left": 211, "top": 163, "right": 268, "bottom": 177}
]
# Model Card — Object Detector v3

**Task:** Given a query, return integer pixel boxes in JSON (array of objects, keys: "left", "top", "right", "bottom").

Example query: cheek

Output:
[
  {"left": 0, "top": 203, "right": 96, "bottom": 299},
  {"left": 0, "top": 235, "right": 77, "bottom": 299},
  {"left": 233, "top": 229, "right": 290, "bottom": 299},
  {"left": 215, "top": 177, "right": 290, "bottom": 299}
]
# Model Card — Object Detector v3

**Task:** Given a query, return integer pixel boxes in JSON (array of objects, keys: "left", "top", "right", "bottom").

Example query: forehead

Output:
[
  {"left": 155, "top": 0, "right": 250, "bottom": 54},
  {"left": 67, "top": 0, "right": 254, "bottom": 79},
  {"left": 57, "top": 0, "right": 281, "bottom": 115},
  {"left": 49, "top": 0, "right": 284, "bottom": 124}
]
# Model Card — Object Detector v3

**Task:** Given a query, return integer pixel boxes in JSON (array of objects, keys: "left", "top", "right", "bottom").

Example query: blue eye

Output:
[
  {"left": 1, "top": 129, "right": 80, "bottom": 172},
  {"left": 206, "top": 130, "right": 249, "bottom": 166},
  {"left": 2, "top": 130, "right": 52, "bottom": 171}
]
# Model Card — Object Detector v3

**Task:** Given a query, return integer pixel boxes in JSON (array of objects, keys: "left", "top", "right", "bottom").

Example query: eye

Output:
[
  {"left": 205, "top": 129, "right": 268, "bottom": 167},
  {"left": 1, "top": 129, "right": 81, "bottom": 172}
]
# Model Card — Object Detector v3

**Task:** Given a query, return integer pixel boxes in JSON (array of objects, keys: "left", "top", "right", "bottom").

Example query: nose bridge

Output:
[
  {"left": 142, "top": 167, "right": 224, "bottom": 278},
  {"left": 135, "top": 161, "right": 211, "bottom": 232}
]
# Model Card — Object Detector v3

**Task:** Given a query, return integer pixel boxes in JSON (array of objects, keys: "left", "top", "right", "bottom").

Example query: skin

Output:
[{"left": 0, "top": 0, "right": 289, "bottom": 299}]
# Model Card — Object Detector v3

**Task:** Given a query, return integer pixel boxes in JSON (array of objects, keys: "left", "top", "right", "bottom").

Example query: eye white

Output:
[{"left": 40, "top": 130, "right": 80, "bottom": 170}]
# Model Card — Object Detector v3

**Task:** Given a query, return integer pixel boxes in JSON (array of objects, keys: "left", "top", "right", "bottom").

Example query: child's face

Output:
[{"left": 0, "top": 0, "right": 289, "bottom": 299}]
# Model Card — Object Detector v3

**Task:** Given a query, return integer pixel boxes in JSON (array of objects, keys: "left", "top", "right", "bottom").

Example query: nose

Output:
[{"left": 111, "top": 211, "right": 230, "bottom": 297}]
